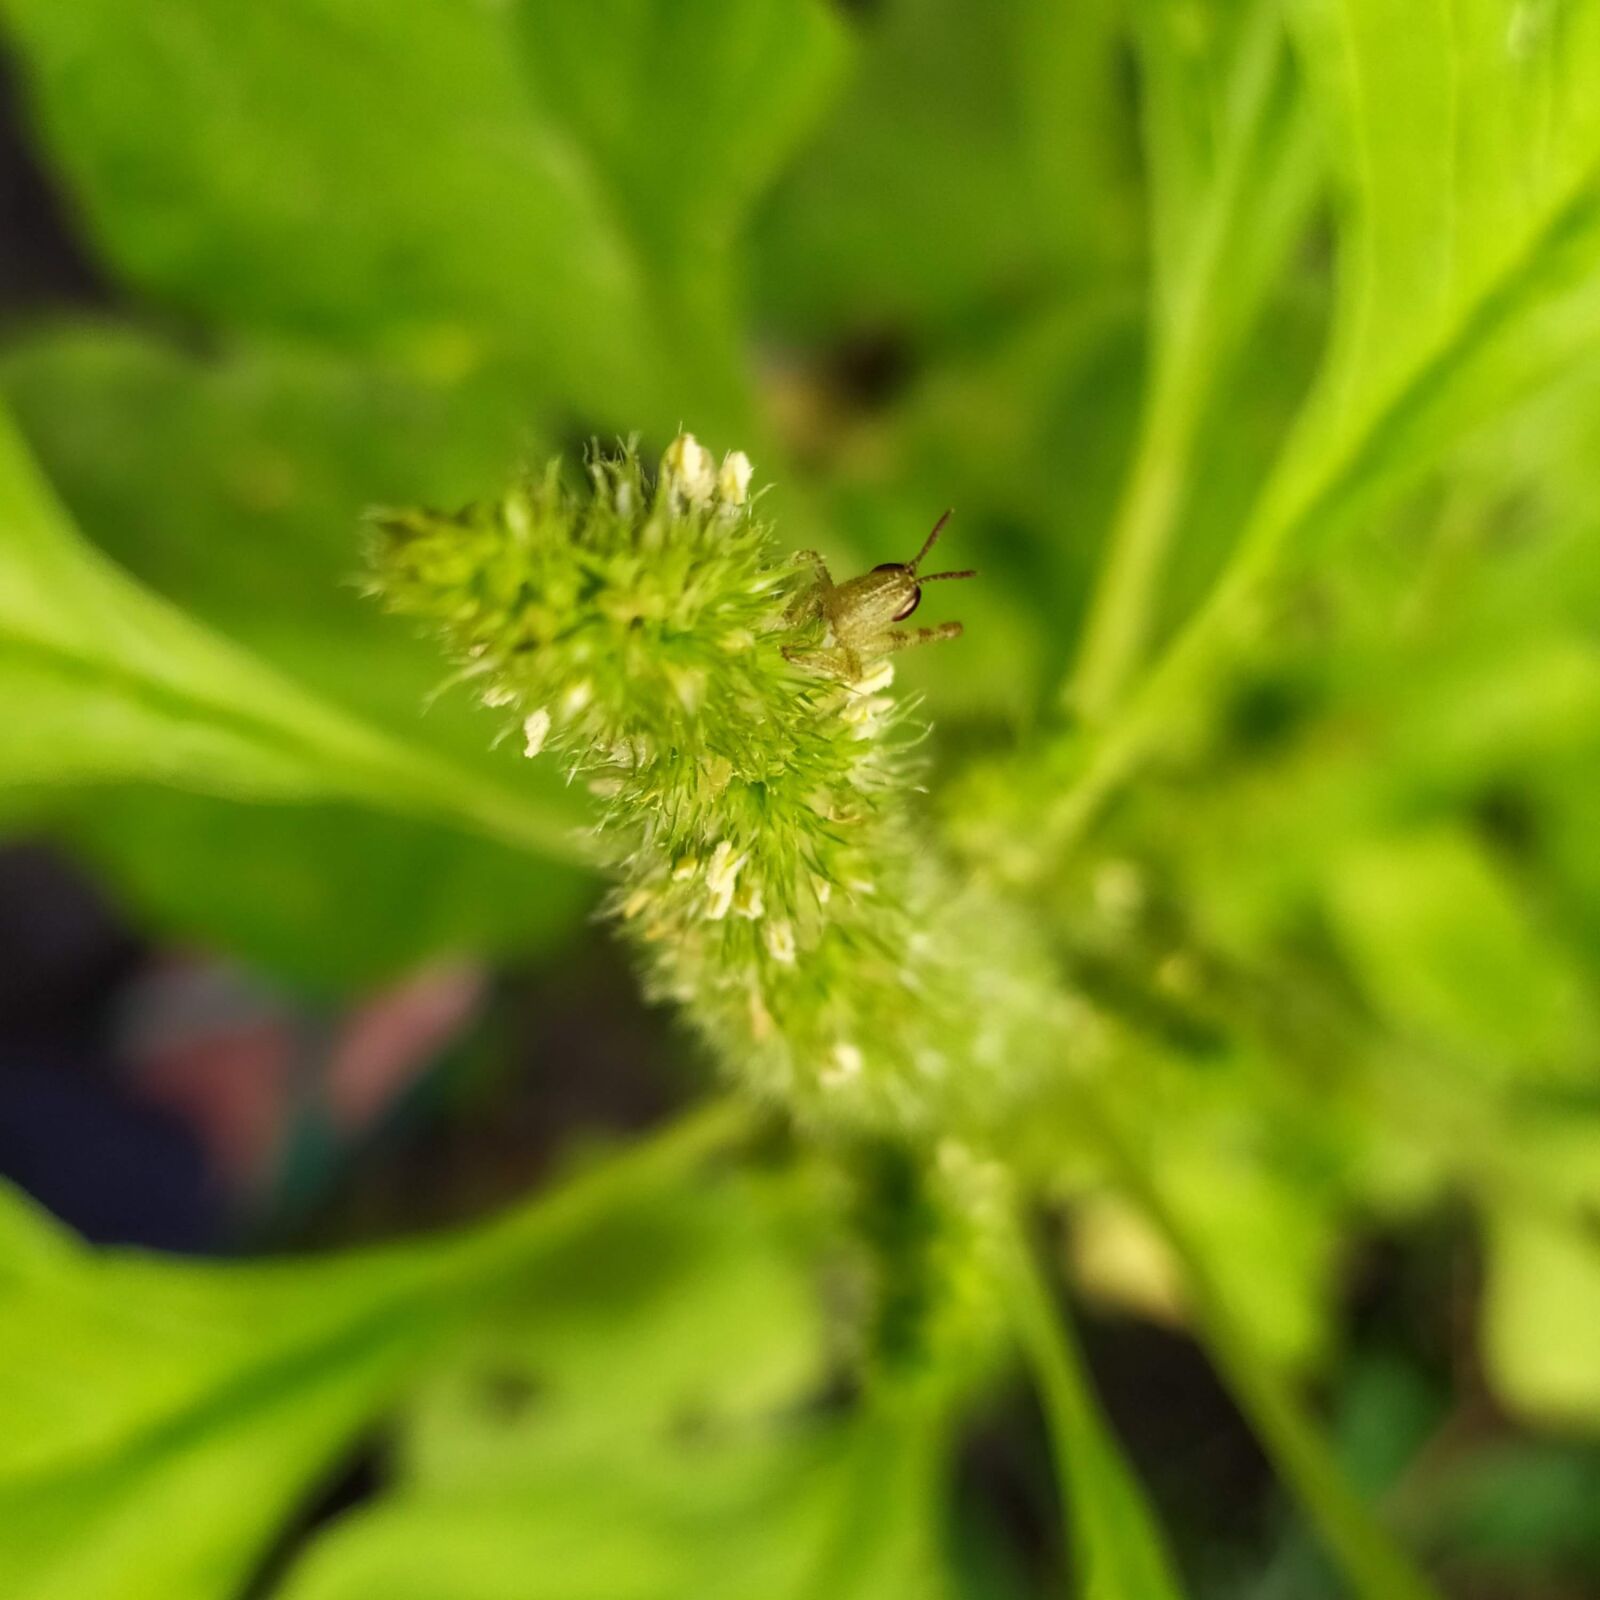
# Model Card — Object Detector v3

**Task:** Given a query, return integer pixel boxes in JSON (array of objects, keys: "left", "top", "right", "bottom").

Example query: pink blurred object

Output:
[{"left": 116, "top": 956, "right": 486, "bottom": 1199}]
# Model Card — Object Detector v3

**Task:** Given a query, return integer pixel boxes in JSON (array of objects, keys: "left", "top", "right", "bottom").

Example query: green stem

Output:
[
  {"left": 455, "top": 1094, "right": 755, "bottom": 1282},
  {"left": 1042, "top": 131, "right": 1599, "bottom": 868},
  {"left": 997, "top": 1205, "right": 1187, "bottom": 1599},
  {"left": 1068, "top": 389, "right": 1197, "bottom": 725},
  {"left": 1067, "top": 2, "right": 1301, "bottom": 723},
  {"left": 1070, "top": 1081, "right": 1443, "bottom": 1600}
]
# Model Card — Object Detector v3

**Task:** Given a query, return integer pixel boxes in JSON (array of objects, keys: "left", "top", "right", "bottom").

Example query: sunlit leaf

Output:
[
  {"left": 1259, "top": 0, "right": 1600, "bottom": 559},
  {"left": 0, "top": 400, "right": 581, "bottom": 865},
  {"left": 1324, "top": 826, "right": 1590, "bottom": 1078},
  {"left": 277, "top": 1164, "right": 952, "bottom": 1600},
  {"left": 0, "top": 1106, "right": 749, "bottom": 1600},
  {"left": 1, "top": 327, "right": 591, "bottom": 983},
  {"left": 0, "top": 0, "right": 847, "bottom": 442}
]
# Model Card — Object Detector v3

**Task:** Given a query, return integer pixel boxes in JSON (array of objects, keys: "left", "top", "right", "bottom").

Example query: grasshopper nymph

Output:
[{"left": 784, "top": 511, "right": 976, "bottom": 681}]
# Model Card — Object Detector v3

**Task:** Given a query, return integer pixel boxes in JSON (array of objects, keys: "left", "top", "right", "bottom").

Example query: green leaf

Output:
[
  {"left": 404, "top": 1170, "right": 825, "bottom": 1483},
  {"left": 1405, "top": 1437, "right": 1600, "bottom": 1568},
  {"left": 0, "top": 1102, "right": 749, "bottom": 1600},
  {"left": 507, "top": 0, "right": 849, "bottom": 443},
  {"left": 1034, "top": 0, "right": 1600, "bottom": 859},
  {"left": 1324, "top": 826, "right": 1590, "bottom": 1078},
  {"left": 1478, "top": 1113, "right": 1600, "bottom": 1424},
  {"left": 0, "top": 326, "right": 530, "bottom": 748},
  {"left": 56, "top": 791, "right": 590, "bottom": 991},
  {"left": 753, "top": 0, "right": 1134, "bottom": 336},
  {"left": 280, "top": 1409, "right": 948, "bottom": 1600},
  {"left": 1074, "top": 1144, "right": 1336, "bottom": 1374},
  {"left": 277, "top": 1157, "right": 952, "bottom": 1600},
  {"left": 1015, "top": 0, "right": 1144, "bottom": 284},
  {"left": 0, "top": 0, "right": 846, "bottom": 441},
  {"left": 1, "top": 325, "right": 591, "bottom": 984},
  {"left": 0, "top": 1187, "right": 457, "bottom": 1600},
  {"left": 512, "top": 0, "right": 848, "bottom": 271},
  {"left": 1483, "top": 1202, "right": 1600, "bottom": 1425},
  {"left": 0, "top": 396, "right": 583, "bottom": 865},
  {"left": 1257, "top": 0, "right": 1600, "bottom": 562}
]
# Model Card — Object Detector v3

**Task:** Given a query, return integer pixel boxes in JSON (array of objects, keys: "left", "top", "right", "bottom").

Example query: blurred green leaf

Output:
[
  {"left": 1032, "top": 0, "right": 1600, "bottom": 856},
  {"left": 1156, "top": 1141, "right": 1334, "bottom": 1374},
  {"left": 512, "top": 1, "right": 848, "bottom": 270},
  {"left": 1404, "top": 1437, "right": 1600, "bottom": 1571},
  {"left": 1016, "top": 0, "right": 1143, "bottom": 284},
  {"left": 0, "top": 0, "right": 846, "bottom": 442},
  {"left": 0, "top": 1187, "right": 458, "bottom": 1600},
  {"left": 57, "top": 791, "right": 588, "bottom": 991},
  {"left": 277, "top": 1164, "right": 953, "bottom": 1600},
  {"left": 404, "top": 1170, "right": 823, "bottom": 1482},
  {"left": 1260, "top": 0, "right": 1600, "bottom": 560},
  {"left": 0, "top": 398, "right": 580, "bottom": 864},
  {"left": 0, "top": 1103, "right": 751, "bottom": 1600},
  {"left": 753, "top": 0, "right": 1138, "bottom": 337},
  {"left": 0, "top": 325, "right": 532, "bottom": 747},
  {"left": 281, "top": 1409, "right": 948, "bottom": 1600},
  {"left": 1, "top": 326, "right": 591, "bottom": 984},
  {"left": 1324, "top": 827, "right": 1590, "bottom": 1078},
  {"left": 1078, "top": 1088, "right": 1441, "bottom": 1600},
  {"left": 1484, "top": 1195, "right": 1600, "bottom": 1424},
  {"left": 1253, "top": 1355, "right": 1445, "bottom": 1600}
]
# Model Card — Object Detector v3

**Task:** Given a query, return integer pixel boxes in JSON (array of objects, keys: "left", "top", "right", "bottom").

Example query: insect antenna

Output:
[
  {"left": 919, "top": 568, "right": 977, "bottom": 583},
  {"left": 908, "top": 509, "right": 954, "bottom": 572}
]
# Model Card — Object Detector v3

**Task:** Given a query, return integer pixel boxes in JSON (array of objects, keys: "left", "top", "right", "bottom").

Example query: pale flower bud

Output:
[
  {"left": 661, "top": 432, "right": 715, "bottom": 505},
  {"left": 717, "top": 450, "right": 754, "bottom": 506}
]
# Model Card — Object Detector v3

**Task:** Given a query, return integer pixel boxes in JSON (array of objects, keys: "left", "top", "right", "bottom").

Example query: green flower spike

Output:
[{"left": 368, "top": 435, "right": 1078, "bottom": 1139}]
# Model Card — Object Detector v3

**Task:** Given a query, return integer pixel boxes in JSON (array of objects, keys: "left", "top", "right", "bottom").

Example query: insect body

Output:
[{"left": 784, "top": 511, "right": 976, "bottom": 681}]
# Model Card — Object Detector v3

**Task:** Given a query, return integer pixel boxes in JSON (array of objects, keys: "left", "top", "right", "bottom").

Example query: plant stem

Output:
[
  {"left": 1068, "top": 391, "right": 1196, "bottom": 724},
  {"left": 454, "top": 1095, "right": 755, "bottom": 1283},
  {"left": 996, "top": 1204, "right": 1187, "bottom": 1599},
  {"left": 1070, "top": 1080, "right": 1444, "bottom": 1600},
  {"left": 1067, "top": 1, "right": 1303, "bottom": 723}
]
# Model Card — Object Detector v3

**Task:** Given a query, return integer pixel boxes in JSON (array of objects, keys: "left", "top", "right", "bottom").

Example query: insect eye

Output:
[
  {"left": 871, "top": 562, "right": 903, "bottom": 575},
  {"left": 892, "top": 587, "right": 922, "bottom": 622}
]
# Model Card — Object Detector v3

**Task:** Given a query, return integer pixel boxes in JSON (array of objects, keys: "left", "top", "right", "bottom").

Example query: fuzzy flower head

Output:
[{"left": 367, "top": 435, "right": 1071, "bottom": 1138}]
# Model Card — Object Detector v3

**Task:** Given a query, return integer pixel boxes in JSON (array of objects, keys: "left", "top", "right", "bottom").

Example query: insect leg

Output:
[
  {"left": 784, "top": 550, "right": 834, "bottom": 624},
  {"left": 883, "top": 621, "right": 963, "bottom": 653},
  {"left": 782, "top": 643, "right": 856, "bottom": 680}
]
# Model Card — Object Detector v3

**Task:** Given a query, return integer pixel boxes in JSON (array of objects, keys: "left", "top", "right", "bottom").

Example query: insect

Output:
[{"left": 783, "top": 510, "right": 976, "bottom": 681}]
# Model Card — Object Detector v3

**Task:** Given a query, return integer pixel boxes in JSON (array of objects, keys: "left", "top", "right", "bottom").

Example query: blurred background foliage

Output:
[{"left": 3, "top": 0, "right": 1600, "bottom": 1597}]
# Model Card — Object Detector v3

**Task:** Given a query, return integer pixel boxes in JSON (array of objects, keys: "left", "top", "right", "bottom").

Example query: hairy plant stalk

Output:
[{"left": 366, "top": 434, "right": 1076, "bottom": 1138}]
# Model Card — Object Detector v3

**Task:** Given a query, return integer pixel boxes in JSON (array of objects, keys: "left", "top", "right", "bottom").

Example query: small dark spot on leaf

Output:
[
  {"left": 477, "top": 1367, "right": 545, "bottom": 1421},
  {"left": 1473, "top": 782, "right": 1540, "bottom": 857}
]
